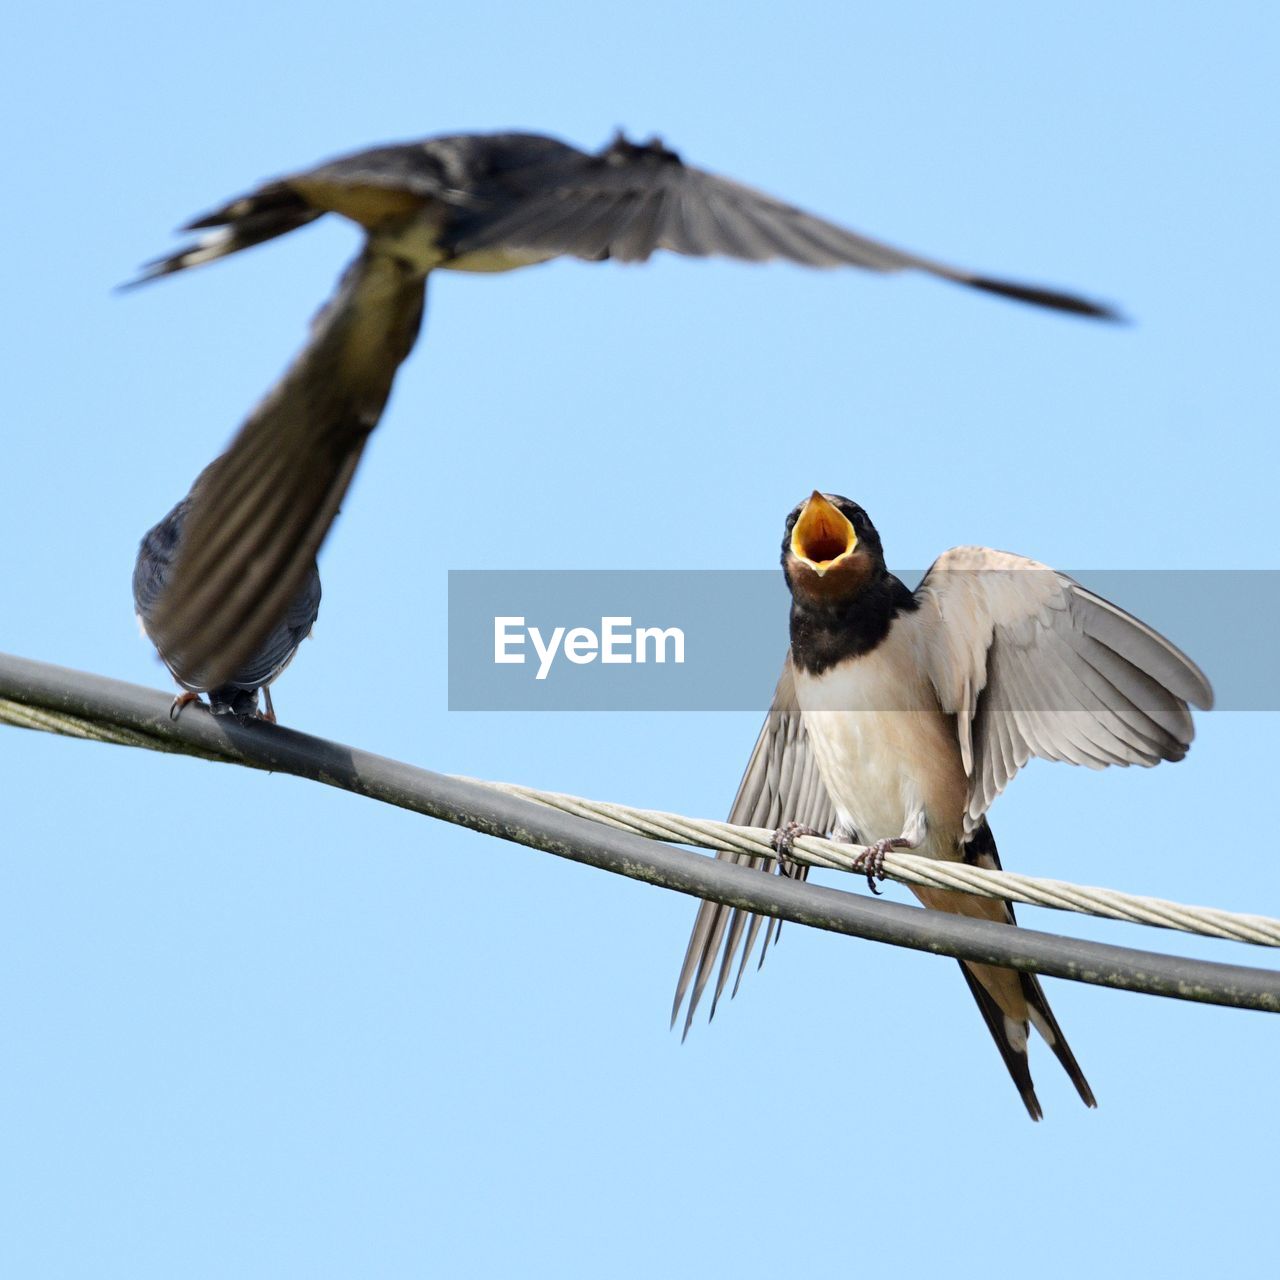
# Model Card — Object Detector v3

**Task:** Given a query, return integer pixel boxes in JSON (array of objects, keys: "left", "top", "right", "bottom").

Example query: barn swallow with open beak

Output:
[
  {"left": 133, "top": 484, "right": 321, "bottom": 723},
  {"left": 128, "top": 129, "right": 1118, "bottom": 693},
  {"left": 673, "top": 492, "right": 1213, "bottom": 1119}
]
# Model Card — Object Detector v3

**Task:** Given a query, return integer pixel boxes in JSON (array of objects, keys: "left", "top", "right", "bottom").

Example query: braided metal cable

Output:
[
  {"left": 1, "top": 650, "right": 1277, "bottom": 1013},
  {"left": 469, "top": 781, "right": 1280, "bottom": 947}
]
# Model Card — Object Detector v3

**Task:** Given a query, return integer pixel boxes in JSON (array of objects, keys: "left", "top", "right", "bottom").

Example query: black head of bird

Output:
[{"left": 782, "top": 492, "right": 920, "bottom": 671}]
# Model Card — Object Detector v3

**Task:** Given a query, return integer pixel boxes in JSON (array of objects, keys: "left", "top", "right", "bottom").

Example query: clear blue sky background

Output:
[{"left": 1, "top": 3, "right": 1276, "bottom": 1275}]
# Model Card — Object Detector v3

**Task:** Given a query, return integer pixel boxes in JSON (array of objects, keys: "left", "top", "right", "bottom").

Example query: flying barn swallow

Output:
[
  {"left": 134, "top": 485, "right": 321, "bottom": 723},
  {"left": 132, "top": 129, "right": 1117, "bottom": 317},
  {"left": 674, "top": 492, "right": 1213, "bottom": 1119},
  {"left": 130, "top": 129, "right": 1118, "bottom": 693}
]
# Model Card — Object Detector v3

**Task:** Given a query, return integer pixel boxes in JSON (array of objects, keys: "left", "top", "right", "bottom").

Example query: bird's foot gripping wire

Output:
[
  {"left": 168, "top": 691, "right": 203, "bottom": 722},
  {"left": 209, "top": 688, "right": 274, "bottom": 722},
  {"left": 770, "top": 821, "right": 824, "bottom": 862},
  {"left": 851, "top": 838, "right": 909, "bottom": 896}
]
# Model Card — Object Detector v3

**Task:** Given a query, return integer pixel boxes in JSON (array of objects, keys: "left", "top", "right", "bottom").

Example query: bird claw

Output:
[
  {"left": 770, "top": 821, "right": 824, "bottom": 860},
  {"left": 852, "top": 839, "right": 900, "bottom": 895},
  {"left": 168, "top": 691, "right": 203, "bottom": 721}
]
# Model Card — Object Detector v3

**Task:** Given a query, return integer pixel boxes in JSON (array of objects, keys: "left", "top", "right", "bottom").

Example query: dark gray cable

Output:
[{"left": 1, "top": 649, "right": 1276, "bottom": 1013}]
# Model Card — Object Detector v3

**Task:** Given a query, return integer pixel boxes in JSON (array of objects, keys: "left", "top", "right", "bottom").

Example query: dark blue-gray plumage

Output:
[
  {"left": 127, "top": 128, "right": 1118, "bottom": 695},
  {"left": 130, "top": 250, "right": 422, "bottom": 699},
  {"left": 130, "top": 130, "right": 1118, "bottom": 318},
  {"left": 134, "top": 494, "right": 321, "bottom": 720}
]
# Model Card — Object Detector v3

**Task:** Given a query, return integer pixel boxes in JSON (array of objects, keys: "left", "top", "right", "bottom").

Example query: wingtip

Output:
[
  {"left": 114, "top": 268, "right": 159, "bottom": 294},
  {"left": 966, "top": 275, "right": 1128, "bottom": 323}
]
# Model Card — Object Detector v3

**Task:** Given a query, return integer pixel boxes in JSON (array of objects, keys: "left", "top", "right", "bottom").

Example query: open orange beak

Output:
[{"left": 790, "top": 491, "right": 858, "bottom": 576}]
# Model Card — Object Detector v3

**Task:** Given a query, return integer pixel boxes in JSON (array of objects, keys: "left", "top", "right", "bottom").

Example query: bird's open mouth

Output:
[{"left": 791, "top": 492, "right": 857, "bottom": 574}]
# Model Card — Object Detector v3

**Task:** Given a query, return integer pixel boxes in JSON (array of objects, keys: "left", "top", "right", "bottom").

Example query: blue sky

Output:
[{"left": 1, "top": 2, "right": 1276, "bottom": 1275}]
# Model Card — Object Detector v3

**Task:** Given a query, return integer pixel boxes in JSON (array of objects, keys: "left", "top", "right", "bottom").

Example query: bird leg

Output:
[
  {"left": 853, "top": 812, "right": 927, "bottom": 895},
  {"left": 261, "top": 687, "right": 277, "bottom": 724},
  {"left": 168, "top": 690, "right": 203, "bottom": 721}
]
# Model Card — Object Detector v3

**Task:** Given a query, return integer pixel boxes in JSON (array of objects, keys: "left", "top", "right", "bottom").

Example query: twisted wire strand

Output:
[
  {"left": 1, "top": 650, "right": 1277, "bottom": 1016},
  {"left": 3, "top": 664, "right": 1276, "bottom": 947},
  {"left": 462, "top": 780, "right": 1280, "bottom": 947}
]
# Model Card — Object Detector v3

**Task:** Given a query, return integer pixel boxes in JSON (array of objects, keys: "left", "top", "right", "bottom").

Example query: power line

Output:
[
  {"left": 472, "top": 780, "right": 1280, "bottom": 947},
  {"left": 1, "top": 649, "right": 1277, "bottom": 1014}
]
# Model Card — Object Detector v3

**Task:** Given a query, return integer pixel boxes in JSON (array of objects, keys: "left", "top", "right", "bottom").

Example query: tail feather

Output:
[
  {"left": 1019, "top": 970, "right": 1097, "bottom": 1108},
  {"left": 181, "top": 182, "right": 310, "bottom": 231},
  {"left": 957, "top": 962, "right": 1043, "bottom": 1121},
  {"left": 124, "top": 183, "right": 321, "bottom": 288},
  {"left": 916, "top": 818, "right": 1096, "bottom": 1118}
]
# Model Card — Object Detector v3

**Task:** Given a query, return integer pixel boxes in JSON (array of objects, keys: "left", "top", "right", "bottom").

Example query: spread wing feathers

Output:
[
  {"left": 126, "top": 128, "right": 1115, "bottom": 316},
  {"left": 454, "top": 155, "right": 908, "bottom": 265},
  {"left": 672, "top": 656, "right": 836, "bottom": 1040},
  {"left": 144, "top": 251, "right": 426, "bottom": 692},
  {"left": 912, "top": 547, "right": 1214, "bottom": 835},
  {"left": 452, "top": 136, "right": 1117, "bottom": 316}
]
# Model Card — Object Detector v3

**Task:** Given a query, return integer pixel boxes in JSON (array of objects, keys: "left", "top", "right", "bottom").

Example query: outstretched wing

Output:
[
  {"left": 143, "top": 250, "right": 426, "bottom": 692},
  {"left": 129, "top": 128, "right": 1115, "bottom": 316},
  {"left": 671, "top": 655, "right": 836, "bottom": 1040},
  {"left": 453, "top": 133, "right": 1117, "bottom": 317},
  {"left": 910, "top": 546, "right": 1214, "bottom": 836}
]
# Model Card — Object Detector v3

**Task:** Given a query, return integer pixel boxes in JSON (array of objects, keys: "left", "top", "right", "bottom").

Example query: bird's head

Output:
[{"left": 782, "top": 491, "right": 885, "bottom": 604}]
